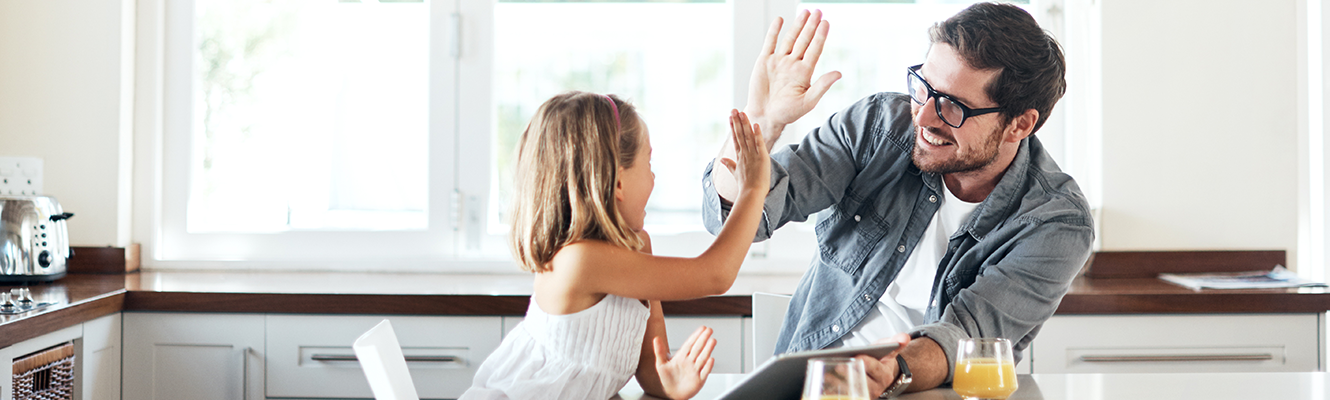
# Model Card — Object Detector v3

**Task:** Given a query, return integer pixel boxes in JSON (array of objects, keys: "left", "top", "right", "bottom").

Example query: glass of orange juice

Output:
[
  {"left": 953, "top": 338, "right": 1018, "bottom": 400},
  {"left": 802, "top": 357, "right": 870, "bottom": 400}
]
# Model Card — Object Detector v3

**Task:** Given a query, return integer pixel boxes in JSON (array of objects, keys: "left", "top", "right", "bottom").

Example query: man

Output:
[{"left": 703, "top": 3, "right": 1093, "bottom": 397}]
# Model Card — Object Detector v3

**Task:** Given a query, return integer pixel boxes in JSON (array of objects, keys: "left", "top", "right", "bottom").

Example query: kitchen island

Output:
[{"left": 620, "top": 372, "right": 1330, "bottom": 400}]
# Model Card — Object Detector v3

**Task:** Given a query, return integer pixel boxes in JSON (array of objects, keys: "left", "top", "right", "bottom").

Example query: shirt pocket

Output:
[{"left": 815, "top": 205, "right": 889, "bottom": 277}]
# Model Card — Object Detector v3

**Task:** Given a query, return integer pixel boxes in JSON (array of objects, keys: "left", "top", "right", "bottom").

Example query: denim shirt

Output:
[{"left": 701, "top": 93, "right": 1093, "bottom": 383}]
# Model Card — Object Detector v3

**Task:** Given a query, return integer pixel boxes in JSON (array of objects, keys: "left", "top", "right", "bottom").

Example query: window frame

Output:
[{"left": 137, "top": 0, "right": 463, "bottom": 270}]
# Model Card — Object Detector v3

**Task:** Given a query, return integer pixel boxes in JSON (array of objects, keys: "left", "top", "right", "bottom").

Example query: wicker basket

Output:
[{"left": 12, "top": 342, "right": 75, "bottom": 400}]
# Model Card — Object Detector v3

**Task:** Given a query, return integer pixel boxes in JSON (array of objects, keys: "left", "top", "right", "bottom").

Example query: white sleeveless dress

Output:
[{"left": 459, "top": 294, "right": 651, "bottom": 400}]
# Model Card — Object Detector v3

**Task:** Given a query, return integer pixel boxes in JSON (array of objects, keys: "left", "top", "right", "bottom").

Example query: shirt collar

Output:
[{"left": 921, "top": 137, "right": 1035, "bottom": 241}]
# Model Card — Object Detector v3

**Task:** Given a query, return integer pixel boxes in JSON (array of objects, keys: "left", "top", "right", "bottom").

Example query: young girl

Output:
[{"left": 459, "top": 91, "right": 771, "bottom": 400}]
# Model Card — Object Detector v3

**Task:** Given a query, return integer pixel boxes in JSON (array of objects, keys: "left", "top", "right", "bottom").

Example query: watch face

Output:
[
  {"left": 880, "top": 377, "right": 911, "bottom": 399},
  {"left": 880, "top": 355, "right": 913, "bottom": 399}
]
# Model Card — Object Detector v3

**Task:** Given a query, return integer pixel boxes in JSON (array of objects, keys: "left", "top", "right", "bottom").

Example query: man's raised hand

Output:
[{"left": 744, "top": 9, "right": 841, "bottom": 146}]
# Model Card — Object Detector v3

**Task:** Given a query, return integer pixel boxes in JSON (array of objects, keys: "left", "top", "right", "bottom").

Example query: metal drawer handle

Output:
[
  {"left": 1080, "top": 354, "right": 1274, "bottom": 363},
  {"left": 311, "top": 354, "right": 461, "bottom": 363}
]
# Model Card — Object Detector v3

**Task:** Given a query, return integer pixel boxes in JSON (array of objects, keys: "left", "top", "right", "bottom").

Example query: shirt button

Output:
[
  {"left": 704, "top": 179, "right": 712, "bottom": 188},
  {"left": 897, "top": 245, "right": 906, "bottom": 252},
  {"left": 863, "top": 294, "right": 872, "bottom": 301},
  {"left": 929, "top": 195, "right": 937, "bottom": 203},
  {"left": 854, "top": 215, "right": 861, "bottom": 222},
  {"left": 832, "top": 325, "right": 841, "bottom": 333}
]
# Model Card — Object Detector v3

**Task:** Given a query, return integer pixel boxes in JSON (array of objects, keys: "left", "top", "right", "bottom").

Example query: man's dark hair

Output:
[{"left": 930, "top": 2, "right": 1066, "bottom": 134}]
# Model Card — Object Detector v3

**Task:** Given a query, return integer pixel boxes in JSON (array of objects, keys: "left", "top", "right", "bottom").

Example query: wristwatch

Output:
[{"left": 879, "top": 354, "right": 912, "bottom": 399}]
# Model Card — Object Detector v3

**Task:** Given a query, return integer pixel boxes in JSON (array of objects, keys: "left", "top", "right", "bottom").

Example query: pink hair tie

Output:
[{"left": 602, "top": 94, "right": 621, "bottom": 130}]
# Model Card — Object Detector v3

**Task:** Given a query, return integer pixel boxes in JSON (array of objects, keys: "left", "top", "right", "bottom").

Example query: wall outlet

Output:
[{"left": 0, "top": 157, "right": 43, "bottom": 195}]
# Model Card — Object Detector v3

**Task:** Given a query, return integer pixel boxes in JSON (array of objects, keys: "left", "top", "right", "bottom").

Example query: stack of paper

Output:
[{"left": 1158, "top": 266, "right": 1328, "bottom": 290}]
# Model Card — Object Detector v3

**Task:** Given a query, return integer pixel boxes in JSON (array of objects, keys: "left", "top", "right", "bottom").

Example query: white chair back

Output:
[
  {"left": 353, "top": 319, "right": 421, "bottom": 400},
  {"left": 751, "top": 292, "right": 793, "bottom": 367}
]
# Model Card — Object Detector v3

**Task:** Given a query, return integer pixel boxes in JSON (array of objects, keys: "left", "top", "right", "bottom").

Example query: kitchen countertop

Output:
[
  {"left": 0, "top": 250, "right": 1325, "bottom": 349},
  {"left": 0, "top": 270, "right": 799, "bottom": 348},
  {"left": 119, "top": 269, "right": 1330, "bottom": 315}
]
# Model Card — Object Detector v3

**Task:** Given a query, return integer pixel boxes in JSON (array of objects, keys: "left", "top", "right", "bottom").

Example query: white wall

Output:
[
  {"left": 0, "top": 0, "right": 135, "bottom": 247},
  {"left": 1097, "top": 0, "right": 1300, "bottom": 261}
]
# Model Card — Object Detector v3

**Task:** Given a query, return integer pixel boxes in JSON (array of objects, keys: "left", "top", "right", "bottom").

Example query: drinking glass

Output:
[
  {"left": 953, "top": 338, "right": 1019, "bottom": 400},
  {"left": 802, "top": 357, "right": 871, "bottom": 400}
]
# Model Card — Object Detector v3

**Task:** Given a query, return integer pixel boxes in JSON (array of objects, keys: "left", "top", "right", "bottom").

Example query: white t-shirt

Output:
[{"left": 837, "top": 180, "right": 979, "bottom": 348}]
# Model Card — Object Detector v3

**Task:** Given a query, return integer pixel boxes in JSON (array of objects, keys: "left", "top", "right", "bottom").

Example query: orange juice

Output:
[{"left": 953, "top": 358, "right": 1018, "bottom": 399}]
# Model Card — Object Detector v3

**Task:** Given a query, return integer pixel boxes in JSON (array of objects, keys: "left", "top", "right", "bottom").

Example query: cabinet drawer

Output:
[
  {"left": 266, "top": 315, "right": 502, "bottom": 399},
  {"left": 1032, "top": 314, "right": 1320, "bottom": 373}
]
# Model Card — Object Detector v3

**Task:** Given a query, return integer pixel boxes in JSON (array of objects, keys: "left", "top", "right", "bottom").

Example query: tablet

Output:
[{"left": 714, "top": 342, "right": 900, "bottom": 400}]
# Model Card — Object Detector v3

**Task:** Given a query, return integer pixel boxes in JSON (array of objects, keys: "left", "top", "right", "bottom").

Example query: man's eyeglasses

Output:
[{"left": 906, "top": 64, "right": 1002, "bottom": 128}]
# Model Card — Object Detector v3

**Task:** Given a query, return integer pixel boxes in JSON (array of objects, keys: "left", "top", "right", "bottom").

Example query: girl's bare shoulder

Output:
[
  {"left": 542, "top": 240, "right": 628, "bottom": 302},
  {"left": 549, "top": 240, "right": 624, "bottom": 274}
]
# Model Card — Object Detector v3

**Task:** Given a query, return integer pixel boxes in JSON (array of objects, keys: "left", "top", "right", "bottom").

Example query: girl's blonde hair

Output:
[{"left": 510, "top": 91, "right": 646, "bottom": 273}]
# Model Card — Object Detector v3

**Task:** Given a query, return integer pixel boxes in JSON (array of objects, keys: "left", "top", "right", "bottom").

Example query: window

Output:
[
  {"left": 490, "top": 1, "right": 732, "bottom": 235},
  {"left": 188, "top": 0, "right": 429, "bottom": 233},
  {"left": 140, "top": 0, "right": 1067, "bottom": 271},
  {"left": 152, "top": 0, "right": 458, "bottom": 267}
]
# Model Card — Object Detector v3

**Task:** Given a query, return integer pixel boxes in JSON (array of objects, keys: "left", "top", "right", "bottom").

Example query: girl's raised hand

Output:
[
  {"left": 720, "top": 110, "right": 772, "bottom": 197},
  {"left": 653, "top": 326, "right": 717, "bottom": 400}
]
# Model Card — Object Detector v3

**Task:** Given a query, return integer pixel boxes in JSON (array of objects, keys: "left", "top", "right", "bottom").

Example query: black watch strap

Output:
[{"left": 879, "top": 354, "right": 912, "bottom": 399}]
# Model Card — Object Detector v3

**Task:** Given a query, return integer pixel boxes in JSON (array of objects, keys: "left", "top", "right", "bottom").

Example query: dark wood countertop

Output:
[
  {"left": 124, "top": 270, "right": 1330, "bottom": 316},
  {"left": 1058, "top": 275, "right": 1330, "bottom": 313},
  {"left": 0, "top": 274, "right": 127, "bottom": 349},
  {"left": 0, "top": 249, "right": 1324, "bottom": 348},
  {"left": 1054, "top": 249, "right": 1330, "bottom": 313}
]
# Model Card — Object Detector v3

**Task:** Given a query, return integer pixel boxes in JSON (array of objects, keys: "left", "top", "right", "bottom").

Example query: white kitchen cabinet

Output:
[
  {"left": 80, "top": 313, "right": 122, "bottom": 400},
  {"left": 265, "top": 315, "right": 502, "bottom": 399},
  {"left": 662, "top": 317, "right": 744, "bottom": 374},
  {"left": 0, "top": 313, "right": 121, "bottom": 400},
  {"left": 501, "top": 316, "right": 522, "bottom": 337},
  {"left": 741, "top": 317, "right": 753, "bottom": 373},
  {"left": 1031, "top": 313, "right": 1321, "bottom": 373},
  {"left": 1016, "top": 345, "right": 1032, "bottom": 374},
  {"left": 0, "top": 324, "right": 82, "bottom": 400},
  {"left": 122, "top": 312, "right": 265, "bottom": 400}
]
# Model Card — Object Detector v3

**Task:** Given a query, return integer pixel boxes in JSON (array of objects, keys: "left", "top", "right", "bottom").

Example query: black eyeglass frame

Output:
[{"left": 906, "top": 64, "right": 1002, "bottom": 128}]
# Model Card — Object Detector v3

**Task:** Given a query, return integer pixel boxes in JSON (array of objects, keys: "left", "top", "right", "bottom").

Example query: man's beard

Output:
[{"left": 911, "top": 124, "right": 1004, "bottom": 174}]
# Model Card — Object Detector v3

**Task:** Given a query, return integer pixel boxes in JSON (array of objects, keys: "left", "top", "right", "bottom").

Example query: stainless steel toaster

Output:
[{"left": 0, "top": 195, "right": 73, "bottom": 282}]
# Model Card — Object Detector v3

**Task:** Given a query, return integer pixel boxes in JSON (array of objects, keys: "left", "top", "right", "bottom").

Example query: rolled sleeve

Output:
[
  {"left": 930, "top": 217, "right": 1094, "bottom": 383},
  {"left": 701, "top": 94, "right": 904, "bottom": 240},
  {"left": 700, "top": 160, "right": 728, "bottom": 235},
  {"left": 700, "top": 158, "right": 788, "bottom": 241}
]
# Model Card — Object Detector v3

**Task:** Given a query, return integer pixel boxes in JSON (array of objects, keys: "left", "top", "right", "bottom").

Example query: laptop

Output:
[{"left": 353, "top": 319, "right": 422, "bottom": 400}]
